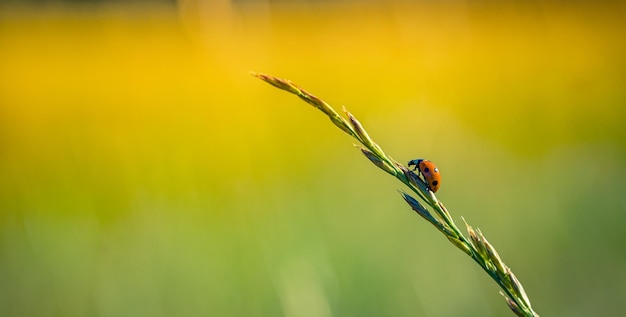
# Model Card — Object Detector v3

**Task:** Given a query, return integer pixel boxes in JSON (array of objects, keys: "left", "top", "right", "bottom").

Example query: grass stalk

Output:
[{"left": 253, "top": 72, "right": 540, "bottom": 317}]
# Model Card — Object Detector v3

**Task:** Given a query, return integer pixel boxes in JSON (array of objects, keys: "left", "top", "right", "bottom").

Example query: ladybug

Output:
[{"left": 408, "top": 159, "right": 441, "bottom": 193}]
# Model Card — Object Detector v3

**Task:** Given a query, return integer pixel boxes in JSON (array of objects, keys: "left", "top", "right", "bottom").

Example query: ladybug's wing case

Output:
[
  {"left": 419, "top": 160, "right": 441, "bottom": 193},
  {"left": 428, "top": 173, "right": 441, "bottom": 192}
]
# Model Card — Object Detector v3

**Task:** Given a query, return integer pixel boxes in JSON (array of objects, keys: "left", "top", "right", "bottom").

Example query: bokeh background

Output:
[{"left": 1, "top": 0, "right": 625, "bottom": 316}]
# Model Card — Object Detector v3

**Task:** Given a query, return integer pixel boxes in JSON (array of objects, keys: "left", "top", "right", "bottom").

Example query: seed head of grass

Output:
[{"left": 253, "top": 72, "right": 539, "bottom": 317}]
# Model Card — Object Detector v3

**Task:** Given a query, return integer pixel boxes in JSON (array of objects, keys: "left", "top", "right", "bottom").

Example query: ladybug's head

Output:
[{"left": 407, "top": 158, "right": 425, "bottom": 170}]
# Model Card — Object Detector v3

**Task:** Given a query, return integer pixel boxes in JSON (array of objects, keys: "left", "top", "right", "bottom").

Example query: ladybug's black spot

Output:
[
  {"left": 423, "top": 167, "right": 430, "bottom": 173},
  {"left": 432, "top": 180, "right": 439, "bottom": 186}
]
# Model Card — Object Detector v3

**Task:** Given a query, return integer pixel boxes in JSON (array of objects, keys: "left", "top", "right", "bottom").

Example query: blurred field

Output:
[{"left": 0, "top": 1, "right": 625, "bottom": 316}]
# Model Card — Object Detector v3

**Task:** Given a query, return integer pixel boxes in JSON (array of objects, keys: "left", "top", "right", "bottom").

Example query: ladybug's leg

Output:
[{"left": 407, "top": 159, "right": 420, "bottom": 171}]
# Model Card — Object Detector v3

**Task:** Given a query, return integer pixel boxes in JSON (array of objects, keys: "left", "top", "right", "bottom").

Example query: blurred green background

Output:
[{"left": 1, "top": 1, "right": 625, "bottom": 316}]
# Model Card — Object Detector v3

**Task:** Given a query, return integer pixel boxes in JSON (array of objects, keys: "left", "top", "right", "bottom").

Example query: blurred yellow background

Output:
[{"left": 1, "top": 1, "right": 625, "bottom": 316}]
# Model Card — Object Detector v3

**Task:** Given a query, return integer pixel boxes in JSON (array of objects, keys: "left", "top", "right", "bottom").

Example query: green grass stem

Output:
[{"left": 253, "top": 72, "right": 540, "bottom": 317}]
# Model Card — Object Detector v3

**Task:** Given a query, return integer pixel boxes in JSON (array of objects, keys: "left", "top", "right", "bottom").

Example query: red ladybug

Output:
[{"left": 408, "top": 159, "right": 441, "bottom": 193}]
